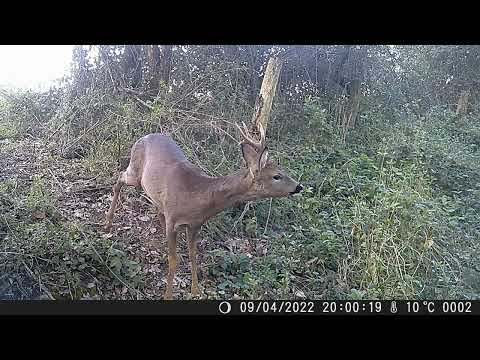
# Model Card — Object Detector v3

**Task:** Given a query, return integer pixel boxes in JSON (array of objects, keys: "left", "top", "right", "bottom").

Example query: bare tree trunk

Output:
[
  {"left": 250, "top": 56, "right": 283, "bottom": 133},
  {"left": 159, "top": 45, "right": 173, "bottom": 90},
  {"left": 123, "top": 45, "right": 142, "bottom": 87},
  {"left": 145, "top": 45, "right": 173, "bottom": 96},
  {"left": 342, "top": 79, "right": 361, "bottom": 143},
  {"left": 340, "top": 47, "right": 367, "bottom": 144},
  {"left": 146, "top": 45, "right": 162, "bottom": 95},
  {"left": 456, "top": 89, "right": 470, "bottom": 117},
  {"left": 72, "top": 46, "right": 91, "bottom": 96},
  {"left": 330, "top": 45, "right": 353, "bottom": 93}
]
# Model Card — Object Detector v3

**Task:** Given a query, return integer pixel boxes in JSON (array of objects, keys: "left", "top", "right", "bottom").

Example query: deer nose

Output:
[{"left": 291, "top": 184, "right": 303, "bottom": 195}]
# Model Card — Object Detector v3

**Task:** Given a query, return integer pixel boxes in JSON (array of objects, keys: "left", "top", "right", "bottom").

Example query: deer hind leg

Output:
[
  {"left": 187, "top": 226, "right": 201, "bottom": 297},
  {"left": 150, "top": 211, "right": 166, "bottom": 248},
  {"left": 164, "top": 222, "right": 178, "bottom": 300},
  {"left": 158, "top": 212, "right": 166, "bottom": 237},
  {"left": 105, "top": 169, "right": 139, "bottom": 232}
]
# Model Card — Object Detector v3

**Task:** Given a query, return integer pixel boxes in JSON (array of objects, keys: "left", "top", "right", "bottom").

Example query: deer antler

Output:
[{"left": 236, "top": 122, "right": 266, "bottom": 152}]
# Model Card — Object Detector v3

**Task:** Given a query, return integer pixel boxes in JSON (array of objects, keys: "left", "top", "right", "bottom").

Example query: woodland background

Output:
[{"left": 0, "top": 45, "right": 479, "bottom": 300}]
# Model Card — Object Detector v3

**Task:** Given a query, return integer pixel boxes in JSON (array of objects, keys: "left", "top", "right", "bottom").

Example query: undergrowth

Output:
[{"left": 1, "top": 90, "right": 479, "bottom": 300}]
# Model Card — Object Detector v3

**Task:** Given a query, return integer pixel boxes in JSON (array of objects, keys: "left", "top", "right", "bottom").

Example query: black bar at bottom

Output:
[{"left": 0, "top": 300, "right": 479, "bottom": 316}]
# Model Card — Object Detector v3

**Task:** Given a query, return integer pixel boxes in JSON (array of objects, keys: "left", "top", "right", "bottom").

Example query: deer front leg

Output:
[
  {"left": 187, "top": 226, "right": 201, "bottom": 297},
  {"left": 164, "top": 223, "right": 178, "bottom": 300}
]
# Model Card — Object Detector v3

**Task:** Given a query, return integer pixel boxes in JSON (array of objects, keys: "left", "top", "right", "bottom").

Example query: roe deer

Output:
[{"left": 105, "top": 123, "right": 303, "bottom": 299}]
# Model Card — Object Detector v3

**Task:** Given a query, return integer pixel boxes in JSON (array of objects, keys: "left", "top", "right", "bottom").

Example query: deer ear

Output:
[
  {"left": 241, "top": 142, "right": 260, "bottom": 176},
  {"left": 259, "top": 147, "right": 268, "bottom": 170}
]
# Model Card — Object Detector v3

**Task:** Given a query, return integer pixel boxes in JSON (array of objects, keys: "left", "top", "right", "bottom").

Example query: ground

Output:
[{"left": 0, "top": 136, "right": 252, "bottom": 300}]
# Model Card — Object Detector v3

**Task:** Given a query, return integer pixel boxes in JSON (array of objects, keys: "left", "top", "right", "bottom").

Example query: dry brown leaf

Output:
[{"left": 32, "top": 210, "right": 46, "bottom": 219}]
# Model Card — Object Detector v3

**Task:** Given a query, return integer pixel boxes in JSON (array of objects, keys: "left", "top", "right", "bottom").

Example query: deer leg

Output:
[
  {"left": 151, "top": 212, "right": 166, "bottom": 248},
  {"left": 164, "top": 223, "right": 178, "bottom": 300},
  {"left": 158, "top": 212, "right": 166, "bottom": 237},
  {"left": 105, "top": 173, "right": 126, "bottom": 232},
  {"left": 187, "top": 226, "right": 201, "bottom": 297},
  {"left": 105, "top": 169, "right": 139, "bottom": 232}
]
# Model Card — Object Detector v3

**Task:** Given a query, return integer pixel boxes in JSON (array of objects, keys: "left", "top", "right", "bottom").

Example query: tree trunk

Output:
[
  {"left": 159, "top": 45, "right": 173, "bottom": 89},
  {"left": 72, "top": 46, "right": 90, "bottom": 96},
  {"left": 146, "top": 45, "right": 173, "bottom": 96},
  {"left": 250, "top": 56, "right": 283, "bottom": 134},
  {"left": 146, "top": 45, "right": 162, "bottom": 95},
  {"left": 340, "top": 47, "right": 367, "bottom": 143},
  {"left": 123, "top": 45, "right": 142, "bottom": 87},
  {"left": 330, "top": 45, "right": 353, "bottom": 93},
  {"left": 342, "top": 79, "right": 361, "bottom": 143},
  {"left": 456, "top": 89, "right": 470, "bottom": 116}
]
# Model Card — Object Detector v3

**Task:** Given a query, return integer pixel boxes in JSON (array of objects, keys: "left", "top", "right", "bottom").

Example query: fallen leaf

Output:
[
  {"left": 33, "top": 210, "right": 46, "bottom": 219},
  {"left": 139, "top": 215, "right": 150, "bottom": 222}
]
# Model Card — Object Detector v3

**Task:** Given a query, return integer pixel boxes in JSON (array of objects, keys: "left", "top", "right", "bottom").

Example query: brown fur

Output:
[{"left": 105, "top": 133, "right": 301, "bottom": 299}]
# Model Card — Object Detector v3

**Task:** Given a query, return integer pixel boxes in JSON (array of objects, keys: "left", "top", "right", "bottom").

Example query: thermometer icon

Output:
[{"left": 390, "top": 301, "right": 398, "bottom": 313}]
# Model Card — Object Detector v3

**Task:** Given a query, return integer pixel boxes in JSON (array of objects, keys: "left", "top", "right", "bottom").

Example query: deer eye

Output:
[{"left": 273, "top": 174, "right": 282, "bottom": 181}]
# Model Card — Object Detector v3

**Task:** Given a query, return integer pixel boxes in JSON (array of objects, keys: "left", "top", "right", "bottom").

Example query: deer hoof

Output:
[{"left": 191, "top": 287, "right": 200, "bottom": 297}]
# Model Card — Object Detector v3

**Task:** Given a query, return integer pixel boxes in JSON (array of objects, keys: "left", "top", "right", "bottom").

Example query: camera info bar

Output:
[{"left": 0, "top": 300, "right": 478, "bottom": 316}]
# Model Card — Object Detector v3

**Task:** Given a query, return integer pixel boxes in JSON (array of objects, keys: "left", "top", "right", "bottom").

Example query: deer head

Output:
[{"left": 236, "top": 122, "right": 303, "bottom": 199}]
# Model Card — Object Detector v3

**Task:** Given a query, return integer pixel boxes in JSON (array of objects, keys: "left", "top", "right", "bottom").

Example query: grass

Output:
[
  {"left": 0, "top": 163, "right": 145, "bottom": 299},
  {"left": 1, "top": 91, "right": 479, "bottom": 300}
]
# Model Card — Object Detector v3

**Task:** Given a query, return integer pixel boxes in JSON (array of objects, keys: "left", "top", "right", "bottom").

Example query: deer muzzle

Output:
[{"left": 290, "top": 184, "right": 303, "bottom": 195}]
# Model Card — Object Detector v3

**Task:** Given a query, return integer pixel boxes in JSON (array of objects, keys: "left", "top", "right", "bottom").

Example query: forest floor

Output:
[
  {"left": 2, "top": 126, "right": 480, "bottom": 300},
  {"left": 0, "top": 136, "right": 254, "bottom": 300}
]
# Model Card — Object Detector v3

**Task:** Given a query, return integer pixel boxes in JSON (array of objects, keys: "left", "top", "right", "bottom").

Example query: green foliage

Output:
[
  {"left": 203, "top": 101, "right": 480, "bottom": 300},
  {"left": 2, "top": 45, "right": 480, "bottom": 300},
  {"left": 0, "top": 175, "right": 144, "bottom": 299}
]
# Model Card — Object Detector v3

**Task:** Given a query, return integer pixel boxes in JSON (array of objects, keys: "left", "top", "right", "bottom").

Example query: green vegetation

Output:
[{"left": 1, "top": 45, "right": 479, "bottom": 300}]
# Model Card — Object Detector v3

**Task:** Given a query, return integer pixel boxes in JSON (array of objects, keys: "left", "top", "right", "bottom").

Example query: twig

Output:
[
  {"left": 62, "top": 115, "right": 111, "bottom": 154},
  {"left": 231, "top": 202, "right": 251, "bottom": 233},
  {"left": 70, "top": 185, "right": 111, "bottom": 193},
  {"left": 48, "top": 168, "right": 64, "bottom": 193},
  {"left": 263, "top": 198, "right": 273, "bottom": 235},
  {"left": 132, "top": 95, "right": 154, "bottom": 110}
]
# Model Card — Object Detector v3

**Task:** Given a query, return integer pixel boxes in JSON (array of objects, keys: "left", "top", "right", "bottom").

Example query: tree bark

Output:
[
  {"left": 340, "top": 47, "right": 367, "bottom": 143},
  {"left": 250, "top": 56, "right": 283, "bottom": 133},
  {"left": 146, "top": 45, "right": 162, "bottom": 94},
  {"left": 342, "top": 79, "right": 361, "bottom": 143},
  {"left": 159, "top": 45, "right": 173, "bottom": 89},
  {"left": 456, "top": 89, "right": 470, "bottom": 116},
  {"left": 71, "top": 46, "right": 94, "bottom": 97},
  {"left": 146, "top": 45, "right": 173, "bottom": 96},
  {"left": 123, "top": 45, "right": 142, "bottom": 87}
]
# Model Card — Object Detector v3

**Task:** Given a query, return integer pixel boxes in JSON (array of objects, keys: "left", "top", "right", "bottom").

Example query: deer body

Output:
[{"left": 105, "top": 125, "right": 302, "bottom": 299}]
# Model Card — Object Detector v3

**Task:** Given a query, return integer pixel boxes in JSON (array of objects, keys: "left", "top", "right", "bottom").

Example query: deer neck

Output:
[{"left": 205, "top": 168, "right": 257, "bottom": 215}]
